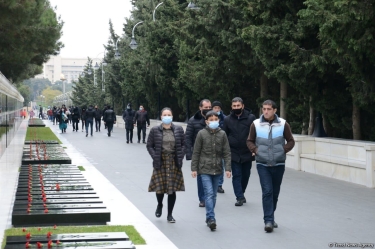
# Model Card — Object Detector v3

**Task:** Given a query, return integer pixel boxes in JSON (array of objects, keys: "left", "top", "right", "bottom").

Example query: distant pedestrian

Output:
[
  {"left": 52, "top": 106, "right": 58, "bottom": 125},
  {"left": 122, "top": 103, "right": 135, "bottom": 143},
  {"left": 29, "top": 109, "right": 35, "bottom": 119},
  {"left": 80, "top": 107, "right": 86, "bottom": 132},
  {"left": 185, "top": 99, "right": 212, "bottom": 207},
  {"left": 103, "top": 106, "right": 116, "bottom": 137},
  {"left": 191, "top": 111, "right": 231, "bottom": 231},
  {"left": 72, "top": 106, "right": 80, "bottom": 132},
  {"left": 94, "top": 105, "right": 102, "bottom": 132},
  {"left": 134, "top": 105, "right": 150, "bottom": 143},
  {"left": 47, "top": 109, "right": 53, "bottom": 121},
  {"left": 223, "top": 97, "right": 256, "bottom": 206},
  {"left": 147, "top": 107, "right": 185, "bottom": 223},
  {"left": 39, "top": 105, "right": 43, "bottom": 119},
  {"left": 58, "top": 105, "right": 68, "bottom": 133},
  {"left": 68, "top": 106, "right": 73, "bottom": 124},
  {"left": 212, "top": 101, "right": 226, "bottom": 194},
  {"left": 21, "top": 109, "right": 27, "bottom": 119},
  {"left": 102, "top": 105, "right": 108, "bottom": 130},
  {"left": 85, "top": 105, "right": 95, "bottom": 137},
  {"left": 247, "top": 100, "right": 295, "bottom": 233}
]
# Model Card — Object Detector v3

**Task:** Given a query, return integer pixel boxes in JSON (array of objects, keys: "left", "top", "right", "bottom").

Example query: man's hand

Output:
[
  {"left": 226, "top": 171, "right": 232, "bottom": 178},
  {"left": 191, "top": 171, "right": 197, "bottom": 178}
]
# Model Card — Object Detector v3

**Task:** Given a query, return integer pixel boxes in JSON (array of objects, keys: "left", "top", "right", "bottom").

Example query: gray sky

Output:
[{"left": 49, "top": 0, "right": 132, "bottom": 59}]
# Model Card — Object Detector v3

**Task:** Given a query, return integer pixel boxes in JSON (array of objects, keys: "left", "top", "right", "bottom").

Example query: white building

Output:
[{"left": 36, "top": 56, "right": 101, "bottom": 84}]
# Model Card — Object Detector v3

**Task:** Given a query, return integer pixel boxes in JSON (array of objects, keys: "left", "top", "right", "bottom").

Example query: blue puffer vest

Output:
[{"left": 254, "top": 114, "right": 286, "bottom": 166}]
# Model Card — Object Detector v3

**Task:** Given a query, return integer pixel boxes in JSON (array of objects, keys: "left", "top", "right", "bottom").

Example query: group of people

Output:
[{"left": 146, "top": 98, "right": 295, "bottom": 232}]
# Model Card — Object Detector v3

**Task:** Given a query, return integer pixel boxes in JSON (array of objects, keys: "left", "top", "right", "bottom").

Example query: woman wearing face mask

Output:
[
  {"left": 146, "top": 107, "right": 185, "bottom": 223},
  {"left": 191, "top": 110, "right": 232, "bottom": 231},
  {"left": 58, "top": 105, "right": 68, "bottom": 133}
]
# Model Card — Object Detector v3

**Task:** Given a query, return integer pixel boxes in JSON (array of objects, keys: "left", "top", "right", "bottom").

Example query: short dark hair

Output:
[
  {"left": 263, "top": 99, "right": 277, "bottom": 109},
  {"left": 199, "top": 99, "right": 210, "bottom": 107},
  {"left": 232, "top": 97, "right": 243, "bottom": 104},
  {"left": 205, "top": 110, "right": 218, "bottom": 120},
  {"left": 161, "top": 107, "right": 173, "bottom": 115}
]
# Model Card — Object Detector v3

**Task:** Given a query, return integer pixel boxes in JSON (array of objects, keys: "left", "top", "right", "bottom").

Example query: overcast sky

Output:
[{"left": 49, "top": 0, "right": 132, "bottom": 59}]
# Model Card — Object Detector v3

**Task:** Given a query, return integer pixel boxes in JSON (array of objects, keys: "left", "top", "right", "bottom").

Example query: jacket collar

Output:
[
  {"left": 204, "top": 126, "right": 221, "bottom": 133},
  {"left": 230, "top": 108, "right": 252, "bottom": 119},
  {"left": 260, "top": 114, "right": 281, "bottom": 124},
  {"left": 158, "top": 123, "right": 175, "bottom": 131}
]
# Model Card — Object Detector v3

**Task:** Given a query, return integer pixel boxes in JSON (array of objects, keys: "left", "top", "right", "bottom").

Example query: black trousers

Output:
[
  {"left": 107, "top": 122, "right": 114, "bottom": 134},
  {"left": 137, "top": 125, "right": 146, "bottom": 142},
  {"left": 72, "top": 120, "right": 79, "bottom": 131},
  {"left": 82, "top": 120, "right": 85, "bottom": 130},
  {"left": 95, "top": 118, "right": 101, "bottom": 131},
  {"left": 126, "top": 128, "right": 133, "bottom": 142}
]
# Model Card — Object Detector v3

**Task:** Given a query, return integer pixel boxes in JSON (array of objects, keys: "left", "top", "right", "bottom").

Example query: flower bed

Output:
[{"left": 28, "top": 119, "right": 46, "bottom": 127}]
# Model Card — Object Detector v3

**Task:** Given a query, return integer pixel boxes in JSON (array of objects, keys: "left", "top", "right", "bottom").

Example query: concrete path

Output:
[{"left": 46, "top": 120, "right": 375, "bottom": 249}]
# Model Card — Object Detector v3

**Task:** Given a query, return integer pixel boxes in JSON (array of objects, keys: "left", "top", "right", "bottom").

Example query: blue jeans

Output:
[
  {"left": 218, "top": 159, "right": 225, "bottom": 186},
  {"left": 232, "top": 161, "right": 252, "bottom": 200},
  {"left": 197, "top": 175, "right": 205, "bottom": 202},
  {"left": 257, "top": 165, "right": 285, "bottom": 223},
  {"left": 85, "top": 120, "right": 93, "bottom": 135},
  {"left": 201, "top": 174, "right": 221, "bottom": 220}
]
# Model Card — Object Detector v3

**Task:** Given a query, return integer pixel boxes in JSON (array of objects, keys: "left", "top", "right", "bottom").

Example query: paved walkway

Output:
[{"left": 46, "top": 120, "right": 375, "bottom": 249}]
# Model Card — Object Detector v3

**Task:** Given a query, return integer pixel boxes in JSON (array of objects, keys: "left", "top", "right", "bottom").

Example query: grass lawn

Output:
[
  {"left": 25, "top": 127, "right": 62, "bottom": 144},
  {"left": 2, "top": 225, "right": 146, "bottom": 248}
]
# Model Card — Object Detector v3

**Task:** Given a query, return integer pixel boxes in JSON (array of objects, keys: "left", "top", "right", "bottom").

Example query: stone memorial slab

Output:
[
  {"left": 14, "top": 199, "right": 103, "bottom": 206},
  {"left": 12, "top": 203, "right": 107, "bottom": 211},
  {"left": 5, "top": 241, "right": 135, "bottom": 249}
]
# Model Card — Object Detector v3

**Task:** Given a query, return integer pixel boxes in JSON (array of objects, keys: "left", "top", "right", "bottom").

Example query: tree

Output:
[{"left": 41, "top": 87, "right": 62, "bottom": 107}]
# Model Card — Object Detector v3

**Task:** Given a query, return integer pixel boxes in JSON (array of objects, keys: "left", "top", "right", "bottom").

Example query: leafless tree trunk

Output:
[
  {"left": 352, "top": 101, "right": 361, "bottom": 140},
  {"left": 280, "top": 81, "right": 287, "bottom": 119},
  {"left": 259, "top": 72, "right": 268, "bottom": 116},
  {"left": 308, "top": 96, "right": 315, "bottom": 135},
  {"left": 322, "top": 115, "right": 332, "bottom": 137}
]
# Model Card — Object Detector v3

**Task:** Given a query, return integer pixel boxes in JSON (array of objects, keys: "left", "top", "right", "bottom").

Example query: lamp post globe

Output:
[
  {"left": 94, "top": 62, "right": 100, "bottom": 70},
  {"left": 114, "top": 50, "right": 121, "bottom": 60},
  {"left": 130, "top": 38, "right": 138, "bottom": 50}
]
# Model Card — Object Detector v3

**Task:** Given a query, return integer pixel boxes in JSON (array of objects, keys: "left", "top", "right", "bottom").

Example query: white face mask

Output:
[{"left": 139, "top": 107, "right": 143, "bottom": 110}]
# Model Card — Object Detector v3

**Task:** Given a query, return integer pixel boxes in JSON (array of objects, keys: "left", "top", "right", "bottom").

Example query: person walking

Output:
[
  {"left": 47, "top": 108, "right": 53, "bottom": 121},
  {"left": 38, "top": 105, "right": 43, "bottom": 119},
  {"left": 212, "top": 101, "right": 226, "bottom": 194},
  {"left": 147, "top": 107, "right": 185, "bottom": 223},
  {"left": 94, "top": 105, "right": 102, "bottom": 132},
  {"left": 102, "top": 105, "right": 108, "bottom": 130},
  {"left": 72, "top": 106, "right": 80, "bottom": 132},
  {"left": 134, "top": 105, "right": 150, "bottom": 143},
  {"left": 21, "top": 109, "right": 27, "bottom": 119},
  {"left": 191, "top": 111, "right": 231, "bottom": 231},
  {"left": 52, "top": 106, "right": 58, "bottom": 125},
  {"left": 185, "top": 99, "right": 212, "bottom": 207},
  {"left": 103, "top": 106, "right": 116, "bottom": 137},
  {"left": 222, "top": 97, "right": 256, "bottom": 206},
  {"left": 247, "top": 100, "right": 295, "bottom": 233},
  {"left": 29, "top": 109, "right": 35, "bottom": 119},
  {"left": 85, "top": 105, "right": 95, "bottom": 137},
  {"left": 80, "top": 107, "right": 86, "bottom": 132},
  {"left": 58, "top": 105, "right": 68, "bottom": 133},
  {"left": 123, "top": 103, "right": 136, "bottom": 143}
]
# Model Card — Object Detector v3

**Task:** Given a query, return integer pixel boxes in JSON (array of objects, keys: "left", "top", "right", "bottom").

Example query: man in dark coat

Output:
[
  {"left": 39, "top": 105, "right": 43, "bottom": 119},
  {"left": 52, "top": 106, "right": 58, "bottom": 125},
  {"left": 94, "top": 105, "right": 102, "bottom": 132},
  {"left": 123, "top": 103, "right": 136, "bottom": 143},
  {"left": 71, "top": 106, "right": 80, "bottom": 132},
  {"left": 134, "top": 105, "right": 150, "bottom": 143},
  {"left": 85, "top": 105, "right": 95, "bottom": 137},
  {"left": 102, "top": 105, "right": 108, "bottom": 129},
  {"left": 80, "top": 107, "right": 86, "bottom": 132},
  {"left": 223, "top": 97, "right": 256, "bottom": 206},
  {"left": 103, "top": 106, "right": 116, "bottom": 137},
  {"left": 185, "top": 99, "right": 212, "bottom": 207}
]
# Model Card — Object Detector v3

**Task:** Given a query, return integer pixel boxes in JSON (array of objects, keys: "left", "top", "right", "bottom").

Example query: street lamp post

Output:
[
  {"left": 153, "top": 2, "right": 164, "bottom": 22},
  {"left": 130, "top": 21, "right": 144, "bottom": 50}
]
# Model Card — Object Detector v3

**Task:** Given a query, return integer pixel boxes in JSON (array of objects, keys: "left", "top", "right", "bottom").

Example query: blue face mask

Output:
[
  {"left": 162, "top": 116, "right": 173, "bottom": 124},
  {"left": 139, "top": 107, "right": 143, "bottom": 111},
  {"left": 208, "top": 121, "right": 219, "bottom": 129},
  {"left": 217, "top": 111, "right": 221, "bottom": 115}
]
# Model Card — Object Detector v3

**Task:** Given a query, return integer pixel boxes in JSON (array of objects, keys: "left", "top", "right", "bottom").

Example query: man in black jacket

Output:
[
  {"left": 85, "top": 105, "right": 95, "bottom": 137},
  {"left": 94, "top": 105, "right": 102, "bottom": 132},
  {"left": 123, "top": 103, "right": 136, "bottom": 143},
  {"left": 223, "top": 97, "right": 256, "bottom": 206},
  {"left": 185, "top": 99, "right": 212, "bottom": 207},
  {"left": 134, "top": 105, "right": 150, "bottom": 143},
  {"left": 71, "top": 106, "right": 80, "bottom": 132},
  {"left": 103, "top": 106, "right": 116, "bottom": 137}
]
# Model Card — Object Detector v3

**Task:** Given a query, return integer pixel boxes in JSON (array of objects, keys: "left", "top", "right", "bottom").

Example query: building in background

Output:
[{"left": 35, "top": 56, "right": 101, "bottom": 84}]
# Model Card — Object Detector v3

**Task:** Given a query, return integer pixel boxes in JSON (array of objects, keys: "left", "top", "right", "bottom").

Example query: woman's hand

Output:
[{"left": 191, "top": 171, "right": 197, "bottom": 178}]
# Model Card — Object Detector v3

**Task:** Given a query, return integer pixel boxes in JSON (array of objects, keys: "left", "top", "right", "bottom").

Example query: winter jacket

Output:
[
  {"left": 218, "top": 112, "right": 226, "bottom": 128},
  {"left": 94, "top": 108, "right": 102, "bottom": 119},
  {"left": 222, "top": 108, "right": 256, "bottom": 163},
  {"left": 85, "top": 107, "right": 95, "bottom": 121},
  {"left": 72, "top": 107, "right": 80, "bottom": 120},
  {"left": 146, "top": 123, "right": 185, "bottom": 169},
  {"left": 134, "top": 110, "right": 150, "bottom": 127},
  {"left": 191, "top": 127, "right": 231, "bottom": 175},
  {"left": 103, "top": 109, "right": 116, "bottom": 123},
  {"left": 80, "top": 110, "right": 86, "bottom": 121},
  {"left": 185, "top": 110, "right": 206, "bottom": 160},
  {"left": 123, "top": 109, "right": 136, "bottom": 129}
]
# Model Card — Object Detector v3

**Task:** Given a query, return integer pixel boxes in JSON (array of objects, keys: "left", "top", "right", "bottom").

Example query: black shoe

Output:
[
  {"left": 126, "top": 141, "right": 129, "bottom": 144},
  {"left": 96, "top": 130, "right": 98, "bottom": 132},
  {"left": 235, "top": 198, "right": 246, "bottom": 206},
  {"left": 217, "top": 186, "right": 224, "bottom": 193},
  {"left": 107, "top": 133, "right": 110, "bottom": 137},
  {"left": 86, "top": 134, "right": 88, "bottom": 137},
  {"left": 206, "top": 219, "right": 216, "bottom": 231},
  {"left": 155, "top": 205, "right": 163, "bottom": 218},
  {"left": 130, "top": 140, "right": 133, "bottom": 143},
  {"left": 199, "top": 201, "right": 205, "bottom": 207},
  {"left": 167, "top": 215, "right": 176, "bottom": 223},
  {"left": 137, "top": 141, "right": 140, "bottom": 143},
  {"left": 273, "top": 221, "right": 278, "bottom": 228},
  {"left": 73, "top": 129, "right": 75, "bottom": 131},
  {"left": 265, "top": 222, "right": 274, "bottom": 233},
  {"left": 91, "top": 134, "right": 93, "bottom": 136},
  {"left": 143, "top": 141, "right": 146, "bottom": 144}
]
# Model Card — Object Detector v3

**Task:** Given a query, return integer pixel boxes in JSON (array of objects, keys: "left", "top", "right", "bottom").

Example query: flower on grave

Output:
[
  {"left": 47, "top": 240, "right": 53, "bottom": 248},
  {"left": 37, "top": 242, "right": 43, "bottom": 248},
  {"left": 42, "top": 197, "right": 47, "bottom": 202},
  {"left": 56, "top": 184, "right": 60, "bottom": 191},
  {"left": 43, "top": 204, "right": 47, "bottom": 208},
  {"left": 44, "top": 209, "right": 49, "bottom": 213},
  {"left": 46, "top": 232, "right": 52, "bottom": 238},
  {"left": 27, "top": 208, "right": 31, "bottom": 213},
  {"left": 53, "top": 225, "right": 57, "bottom": 229},
  {"left": 28, "top": 203, "right": 32, "bottom": 208},
  {"left": 38, "top": 227, "right": 41, "bottom": 231},
  {"left": 28, "top": 197, "right": 32, "bottom": 202},
  {"left": 26, "top": 232, "right": 31, "bottom": 239},
  {"left": 22, "top": 228, "right": 26, "bottom": 232},
  {"left": 56, "top": 240, "right": 61, "bottom": 245},
  {"left": 25, "top": 242, "right": 30, "bottom": 248}
]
